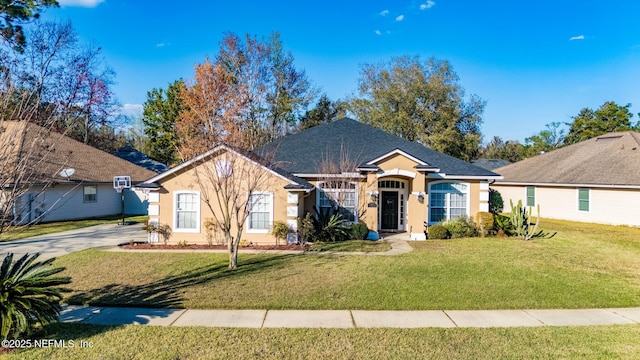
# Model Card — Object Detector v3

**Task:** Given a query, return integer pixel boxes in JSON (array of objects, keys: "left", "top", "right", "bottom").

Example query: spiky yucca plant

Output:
[{"left": 0, "top": 253, "right": 71, "bottom": 340}]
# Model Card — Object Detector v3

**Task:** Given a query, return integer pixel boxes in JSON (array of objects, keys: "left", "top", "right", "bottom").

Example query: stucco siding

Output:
[
  {"left": 492, "top": 184, "right": 640, "bottom": 226},
  {"left": 154, "top": 152, "right": 292, "bottom": 245}
]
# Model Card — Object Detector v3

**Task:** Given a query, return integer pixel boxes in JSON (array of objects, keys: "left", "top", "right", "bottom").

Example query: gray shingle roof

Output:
[
  {"left": 113, "top": 146, "right": 169, "bottom": 173},
  {"left": 260, "top": 118, "right": 498, "bottom": 177},
  {"left": 472, "top": 158, "right": 512, "bottom": 171},
  {"left": 494, "top": 131, "right": 640, "bottom": 186}
]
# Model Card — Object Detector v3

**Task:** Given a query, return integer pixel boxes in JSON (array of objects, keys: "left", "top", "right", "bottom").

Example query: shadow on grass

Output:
[{"left": 66, "top": 254, "right": 298, "bottom": 309}]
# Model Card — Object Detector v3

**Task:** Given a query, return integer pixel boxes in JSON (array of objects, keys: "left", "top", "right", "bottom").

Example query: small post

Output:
[{"left": 121, "top": 188, "right": 125, "bottom": 225}]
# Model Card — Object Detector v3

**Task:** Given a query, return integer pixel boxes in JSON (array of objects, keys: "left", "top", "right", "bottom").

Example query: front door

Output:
[{"left": 381, "top": 191, "right": 398, "bottom": 229}]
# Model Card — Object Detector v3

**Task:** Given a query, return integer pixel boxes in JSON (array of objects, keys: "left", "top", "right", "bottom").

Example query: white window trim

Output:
[
  {"left": 428, "top": 180, "right": 470, "bottom": 225},
  {"left": 247, "top": 191, "right": 273, "bottom": 234},
  {"left": 173, "top": 190, "right": 200, "bottom": 233},
  {"left": 577, "top": 188, "right": 590, "bottom": 212},
  {"left": 316, "top": 181, "right": 359, "bottom": 223}
]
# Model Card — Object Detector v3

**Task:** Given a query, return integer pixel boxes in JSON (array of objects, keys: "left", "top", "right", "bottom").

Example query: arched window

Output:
[{"left": 428, "top": 181, "right": 469, "bottom": 224}]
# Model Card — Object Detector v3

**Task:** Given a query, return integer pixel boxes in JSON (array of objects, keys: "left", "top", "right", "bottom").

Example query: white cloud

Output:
[
  {"left": 380, "top": 9, "right": 389, "bottom": 16},
  {"left": 569, "top": 35, "right": 585, "bottom": 41},
  {"left": 156, "top": 42, "right": 170, "bottom": 47},
  {"left": 58, "top": 0, "right": 105, "bottom": 7},
  {"left": 119, "top": 104, "right": 143, "bottom": 118},
  {"left": 396, "top": 14, "right": 404, "bottom": 22},
  {"left": 375, "top": 30, "right": 382, "bottom": 36},
  {"left": 420, "top": 1, "right": 436, "bottom": 10}
]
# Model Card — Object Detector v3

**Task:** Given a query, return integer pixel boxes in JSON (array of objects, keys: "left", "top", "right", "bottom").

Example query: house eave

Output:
[
  {"left": 427, "top": 173, "right": 504, "bottom": 180},
  {"left": 293, "top": 173, "right": 367, "bottom": 179},
  {"left": 493, "top": 181, "right": 640, "bottom": 189}
]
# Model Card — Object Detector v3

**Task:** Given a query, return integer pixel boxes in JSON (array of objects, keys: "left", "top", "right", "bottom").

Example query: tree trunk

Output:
[{"left": 226, "top": 233, "right": 238, "bottom": 269}]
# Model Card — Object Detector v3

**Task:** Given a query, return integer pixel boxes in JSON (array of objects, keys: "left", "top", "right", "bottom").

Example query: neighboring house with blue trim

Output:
[
  {"left": 492, "top": 131, "right": 640, "bottom": 226},
  {"left": 143, "top": 118, "right": 501, "bottom": 243}
]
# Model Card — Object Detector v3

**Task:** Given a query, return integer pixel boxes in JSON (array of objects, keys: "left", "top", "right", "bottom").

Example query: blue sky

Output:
[{"left": 45, "top": 0, "right": 640, "bottom": 143}]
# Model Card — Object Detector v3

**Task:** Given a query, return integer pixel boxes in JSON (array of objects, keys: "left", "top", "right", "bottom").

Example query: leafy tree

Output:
[
  {"left": 0, "top": 0, "right": 58, "bottom": 50},
  {"left": 215, "top": 32, "right": 315, "bottom": 149},
  {"left": 0, "top": 253, "right": 70, "bottom": 340},
  {"left": 349, "top": 56, "right": 485, "bottom": 161},
  {"left": 523, "top": 122, "right": 566, "bottom": 157},
  {"left": 480, "top": 136, "right": 526, "bottom": 162},
  {"left": 178, "top": 58, "right": 247, "bottom": 158},
  {"left": 298, "top": 94, "right": 347, "bottom": 131},
  {"left": 142, "top": 80, "right": 184, "bottom": 165},
  {"left": 564, "top": 101, "right": 637, "bottom": 145}
]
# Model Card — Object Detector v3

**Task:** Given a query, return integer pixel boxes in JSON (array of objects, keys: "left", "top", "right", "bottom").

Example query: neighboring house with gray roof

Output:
[
  {"left": 472, "top": 158, "right": 511, "bottom": 171},
  {"left": 143, "top": 118, "right": 501, "bottom": 244},
  {"left": 1, "top": 121, "right": 157, "bottom": 224},
  {"left": 492, "top": 131, "right": 640, "bottom": 226},
  {"left": 113, "top": 146, "right": 169, "bottom": 173}
]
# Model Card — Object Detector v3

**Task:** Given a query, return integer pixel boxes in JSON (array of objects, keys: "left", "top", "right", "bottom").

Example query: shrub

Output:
[
  {"left": 494, "top": 214, "right": 514, "bottom": 237},
  {"left": 271, "top": 221, "right": 290, "bottom": 246},
  {"left": 489, "top": 188, "right": 504, "bottom": 214},
  {"left": 428, "top": 224, "right": 450, "bottom": 239},
  {"left": 204, "top": 218, "right": 222, "bottom": 246},
  {"left": 0, "top": 253, "right": 71, "bottom": 340},
  {"left": 442, "top": 216, "right": 477, "bottom": 238},
  {"left": 350, "top": 222, "right": 369, "bottom": 240},
  {"left": 476, "top": 212, "right": 494, "bottom": 237},
  {"left": 297, "top": 212, "right": 315, "bottom": 246}
]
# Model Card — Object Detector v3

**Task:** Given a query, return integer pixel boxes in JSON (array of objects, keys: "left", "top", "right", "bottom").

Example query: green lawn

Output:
[
  {"left": 4, "top": 324, "right": 640, "bottom": 359},
  {"left": 0, "top": 215, "right": 148, "bottom": 242},
  {"left": 55, "top": 218, "right": 640, "bottom": 310}
]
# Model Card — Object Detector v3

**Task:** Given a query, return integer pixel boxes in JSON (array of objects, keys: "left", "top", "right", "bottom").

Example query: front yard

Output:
[
  {"left": 4, "top": 218, "right": 640, "bottom": 359},
  {"left": 55, "top": 218, "right": 640, "bottom": 310}
]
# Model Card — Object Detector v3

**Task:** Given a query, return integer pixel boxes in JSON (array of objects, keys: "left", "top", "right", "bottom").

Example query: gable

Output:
[{"left": 145, "top": 144, "right": 312, "bottom": 191}]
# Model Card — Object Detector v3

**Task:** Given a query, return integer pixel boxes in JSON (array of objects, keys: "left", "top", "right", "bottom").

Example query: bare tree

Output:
[
  {"left": 187, "top": 146, "right": 278, "bottom": 269},
  {"left": 0, "top": 87, "right": 72, "bottom": 234},
  {"left": 315, "top": 143, "right": 371, "bottom": 222},
  {"left": 0, "top": 20, "right": 108, "bottom": 235}
]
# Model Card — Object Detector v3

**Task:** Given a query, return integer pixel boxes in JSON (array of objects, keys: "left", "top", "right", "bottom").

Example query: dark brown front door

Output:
[{"left": 381, "top": 191, "right": 398, "bottom": 229}]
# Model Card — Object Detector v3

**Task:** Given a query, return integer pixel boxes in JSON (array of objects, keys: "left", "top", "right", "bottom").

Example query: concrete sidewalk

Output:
[{"left": 59, "top": 306, "right": 640, "bottom": 328}]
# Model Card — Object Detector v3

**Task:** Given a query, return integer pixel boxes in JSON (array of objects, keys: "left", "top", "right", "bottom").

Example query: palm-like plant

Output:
[
  {"left": 313, "top": 206, "right": 350, "bottom": 242},
  {"left": 0, "top": 253, "right": 71, "bottom": 340}
]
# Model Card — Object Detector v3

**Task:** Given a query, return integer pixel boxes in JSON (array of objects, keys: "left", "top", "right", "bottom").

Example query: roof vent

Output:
[{"left": 596, "top": 135, "right": 623, "bottom": 141}]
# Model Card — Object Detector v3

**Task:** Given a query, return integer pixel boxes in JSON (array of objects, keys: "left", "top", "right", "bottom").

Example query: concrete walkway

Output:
[{"left": 59, "top": 306, "right": 640, "bottom": 328}]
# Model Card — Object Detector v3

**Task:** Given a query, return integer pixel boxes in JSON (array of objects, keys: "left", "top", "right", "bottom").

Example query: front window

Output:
[
  {"left": 317, "top": 181, "right": 357, "bottom": 222},
  {"left": 83, "top": 185, "right": 97, "bottom": 203},
  {"left": 429, "top": 182, "right": 468, "bottom": 224},
  {"left": 175, "top": 191, "right": 199, "bottom": 232},
  {"left": 248, "top": 192, "right": 273, "bottom": 233}
]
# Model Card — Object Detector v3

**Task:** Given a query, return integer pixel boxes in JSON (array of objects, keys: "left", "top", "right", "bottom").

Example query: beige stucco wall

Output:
[
  {"left": 492, "top": 184, "right": 640, "bottom": 226},
  {"left": 149, "top": 151, "right": 297, "bottom": 245}
]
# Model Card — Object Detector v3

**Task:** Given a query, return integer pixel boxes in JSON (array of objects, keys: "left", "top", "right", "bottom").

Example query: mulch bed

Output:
[{"left": 119, "top": 242, "right": 305, "bottom": 251}]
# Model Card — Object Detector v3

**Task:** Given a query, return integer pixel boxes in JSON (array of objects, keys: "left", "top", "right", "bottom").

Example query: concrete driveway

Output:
[{"left": 0, "top": 223, "right": 147, "bottom": 260}]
